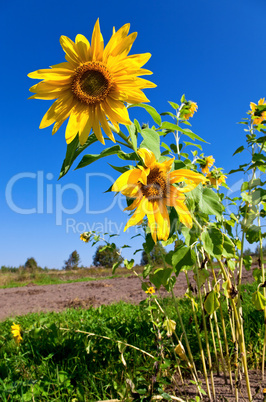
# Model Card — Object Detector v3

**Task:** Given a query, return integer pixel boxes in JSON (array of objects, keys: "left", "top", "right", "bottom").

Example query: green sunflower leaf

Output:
[
  {"left": 252, "top": 290, "right": 266, "bottom": 311},
  {"left": 202, "top": 227, "right": 223, "bottom": 258},
  {"left": 204, "top": 290, "right": 220, "bottom": 315},
  {"left": 198, "top": 188, "right": 224, "bottom": 219},
  {"left": 59, "top": 133, "right": 98, "bottom": 179},
  {"left": 140, "top": 128, "right": 161, "bottom": 159},
  {"left": 128, "top": 104, "right": 162, "bottom": 126},
  {"left": 75, "top": 145, "right": 121, "bottom": 169},
  {"left": 246, "top": 224, "right": 260, "bottom": 244}
]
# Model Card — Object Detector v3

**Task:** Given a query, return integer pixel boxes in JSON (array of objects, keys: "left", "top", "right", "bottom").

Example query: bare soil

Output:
[{"left": 0, "top": 265, "right": 257, "bottom": 321}]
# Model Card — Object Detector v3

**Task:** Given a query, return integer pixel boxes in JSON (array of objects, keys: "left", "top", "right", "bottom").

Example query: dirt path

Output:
[{"left": 0, "top": 267, "right": 256, "bottom": 321}]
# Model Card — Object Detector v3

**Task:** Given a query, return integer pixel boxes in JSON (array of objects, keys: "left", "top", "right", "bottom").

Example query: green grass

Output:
[
  {"left": 0, "top": 282, "right": 264, "bottom": 401},
  {"left": 0, "top": 267, "right": 143, "bottom": 289}
]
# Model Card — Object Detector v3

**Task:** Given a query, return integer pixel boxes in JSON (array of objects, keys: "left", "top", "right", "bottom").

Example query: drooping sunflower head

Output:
[
  {"left": 28, "top": 20, "right": 156, "bottom": 145},
  {"left": 80, "top": 232, "right": 92, "bottom": 242},
  {"left": 206, "top": 169, "right": 227, "bottom": 187},
  {"left": 199, "top": 155, "right": 215, "bottom": 175},
  {"left": 249, "top": 98, "right": 266, "bottom": 125},
  {"left": 181, "top": 101, "right": 198, "bottom": 120}
]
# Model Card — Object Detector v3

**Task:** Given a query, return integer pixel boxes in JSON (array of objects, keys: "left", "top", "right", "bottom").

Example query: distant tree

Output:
[
  {"left": 243, "top": 248, "right": 252, "bottom": 257},
  {"left": 140, "top": 242, "right": 166, "bottom": 266},
  {"left": 63, "top": 250, "right": 80, "bottom": 270},
  {"left": 93, "top": 244, "right": 123, "bottom": 268},
  {"left": 255, "top": 243, "right": 266, "bottom": 256},
  {"left": 24, "top": 257, "right": 38, "bottom": 272}
]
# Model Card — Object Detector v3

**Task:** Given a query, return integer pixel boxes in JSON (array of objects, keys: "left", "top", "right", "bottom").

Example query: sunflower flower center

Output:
[
  {"left": 141, "top": 168, "right": 168, "bottom": 201},
  {"left": 72, "top": 62, "right": 113, "bottom": 105}
]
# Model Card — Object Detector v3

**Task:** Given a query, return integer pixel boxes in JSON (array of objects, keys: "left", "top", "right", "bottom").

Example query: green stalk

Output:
[
  {"left": 194, "top": 261, "right": 216, "bottom": 400},
  {"left": 170, "top": 290, "right": 199, "bottom": 382},
  {"left": 207, "top": 278, "right": 229, "bottom": 381},
  {"left": 209, "top": 263, "right": 234, "bottom": 391},
  {"left": 154, "top": 296, "right": 201, "bottom": 399},
  {"left": 217, "top": 260, "right": 252, "bottom": 402},
  {"left": 258, "top": 214, "right": 266, "bottom": 378},
  {"left": 185, "top": 272, "right": 212, "bottom": 400}
]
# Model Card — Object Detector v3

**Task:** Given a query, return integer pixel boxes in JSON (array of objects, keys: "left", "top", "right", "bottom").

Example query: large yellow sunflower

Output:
[
  {"left": 28, "top": 20, "right": 156, "bottom": 145},
  {"left": 112, "top": 148, "right": 206, "bottom": 242},
  {"left": 250, "top": 98, "right": 266, "bottom": 125}
]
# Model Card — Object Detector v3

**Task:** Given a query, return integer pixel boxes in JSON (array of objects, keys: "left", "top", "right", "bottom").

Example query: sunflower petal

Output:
[
  {"left": 75, "top": 34, "right": 91, "bottom": 62},
  {"left": 166, "top": 186, "right": 186, "bottom": 207},
  {"left": 169, "top": 169, "right": 206, "bottom": 190},
  {"left": 97, "top": 106, "right": 115, "bottom": 142},
  {"left": 79, "top": 107, "right": 94, "bottom": 144},
  {"left": 137, "top": 148, "right": 156, "bottom": 168},
  {"left": 124, "top": 198, "right": 146, "bottom": 231},
  {"left": 174, "top": 200, "right": 193, "bottom": 228},
  {"left": 103, "top": 23, "right": 130, "bottom": 60},
  {"left": 145, "top": 200, "right": 157, "bottom": 243},
  {"left": 28, "top": 68, "right": 73, "bottom": 81},
  {"left": 155, "top": 200, "right": 170, "bottom": 241},
  {"left": 91, "top": 19, "right": 104, "bottom": 61},
  {"left": 103, "top": 98, "right": 131, "bottom": 125},
  {"left": 93, "top": 107, "right": 105, "bottom": 144},
  {"left": 40, "top": 93, "right": 73, "bottom": 128},
  {"left": 124, "top": 196, "right": 142, "bottom": 211},
  {"left": 112, "top": 168, "right": 145, "bottom": 197},
  {"left": 60, "top": 35, "right": 81, "bottom": 66}
]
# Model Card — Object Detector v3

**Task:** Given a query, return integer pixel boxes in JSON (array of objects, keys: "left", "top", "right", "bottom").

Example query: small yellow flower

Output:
[
  {"left": 201, "top": 155, "right": 215, "bottom": 175},
  {"left": 28, "top": 20, "right": 156, "bottom": 145},
  {"left": 145, "top": 286, "right": 155, "bottom": 294},
  {"left": 11, "top": 322, "right": 22, "bottom": 345},
  {"left": 112, "top": 148, "right": 206, "bottom": 242},
  {"left": 207, "top": 170, "right": 227, "bottom": 187},
  {"left": 182, "top": 101, "right": 198, "bottom": 120},
  {"left": 250, "top": 98, "right": 266, "bottom": 125},
  {"left": 80, "top": 232, "right": 91, "bottom": 242},
  {"left": 163, "top": 318, "right": 176, "bottom": 337}
]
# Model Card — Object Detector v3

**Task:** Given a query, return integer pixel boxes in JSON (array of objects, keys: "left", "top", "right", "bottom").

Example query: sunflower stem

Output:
[
  {"left": 194, "top": 251, "right": 216, "bottom": 400},
  {"left": 209, "top": 261, "right": 234, "bottom": 391},
  {"left": 170, "top": 289, "right": 200, "bottom": 388},
  {"left": 185, "top": 271, "right": 212, "bottom": 400}
]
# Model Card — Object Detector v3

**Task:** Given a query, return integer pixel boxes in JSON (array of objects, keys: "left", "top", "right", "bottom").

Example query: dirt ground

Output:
[{"left": 0, "top": 265, "right": 256, "bottom": 321}]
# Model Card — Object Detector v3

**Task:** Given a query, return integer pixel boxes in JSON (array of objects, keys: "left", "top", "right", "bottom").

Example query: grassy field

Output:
[
  {"left": 0, "top": 266, "right": 144, "bottom": 289},
  {"left": 0, "top": 281, "right": 264, "bottom": 401}
]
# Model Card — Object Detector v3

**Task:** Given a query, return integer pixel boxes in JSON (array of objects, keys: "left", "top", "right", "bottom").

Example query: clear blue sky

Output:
[{"left": 1, "top": 0, "right": 265, "bottom": 269}]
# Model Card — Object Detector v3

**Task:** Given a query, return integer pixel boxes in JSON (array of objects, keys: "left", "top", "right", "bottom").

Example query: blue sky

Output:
[{"left": 1, "top": 0, "right": 265, "bottom": 269}]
